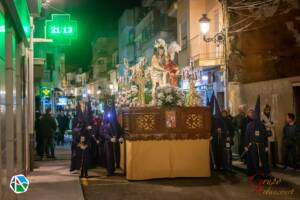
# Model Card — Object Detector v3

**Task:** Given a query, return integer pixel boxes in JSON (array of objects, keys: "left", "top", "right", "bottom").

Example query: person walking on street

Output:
[
  {"left": 56, "top": 110, "right": 69, "bottom": 146},
  {"left": 245, "top": 96, "right": 270, "bottom": 178},
  {"left": 40, "top": 108, "right": 57, "bottom": 160},
  {"left": 283, "top": 113, "right": 300, "bottom": 170},
  {"left": 261, "top": 104, "right": 278, "bottom": 168}
]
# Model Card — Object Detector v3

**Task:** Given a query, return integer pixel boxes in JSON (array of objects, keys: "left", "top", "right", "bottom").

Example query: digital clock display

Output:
[
  {"left": 45, "top": 14, "right": 77, "bottom": 45},
  {"left": 50, "top": 26, "right": 73, "bottom": 34}
]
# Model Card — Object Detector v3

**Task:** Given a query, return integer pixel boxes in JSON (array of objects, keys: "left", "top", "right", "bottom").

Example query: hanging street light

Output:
[
  {"left": 199, "top": 14, "right": 225, "bottom": 44},
  {"left": 199, "top": 11, "right": 229, "bottom": 109},
  {"left": 199, "top": 14, "right": 210, "bottom": 34}
]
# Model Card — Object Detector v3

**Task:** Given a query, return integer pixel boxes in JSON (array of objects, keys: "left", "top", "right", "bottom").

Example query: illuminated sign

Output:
[
  {"left": 45, "top": 14, "right": 77, "bottom": 45},
  {"left": 0, "top": 12, "right": 5, "bottom": 59},
  {"left": 14, "top": 0, "right": 30, "bottom": 41},
  {"left": 40, "top": 87, "right": 51, "bottom": 97}
]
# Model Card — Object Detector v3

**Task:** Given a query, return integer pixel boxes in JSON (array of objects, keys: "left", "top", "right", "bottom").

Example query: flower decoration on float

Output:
[
  {"left": 116, "top": 86, "right": 139, "bottom": 108},
  {"left": 155, "top": 84, "right": 185, "bottom": 107}
]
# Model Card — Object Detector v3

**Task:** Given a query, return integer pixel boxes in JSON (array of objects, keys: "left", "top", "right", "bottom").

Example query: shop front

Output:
[{"left": 0, "top": 1, "right": 36, "bottom": 199}]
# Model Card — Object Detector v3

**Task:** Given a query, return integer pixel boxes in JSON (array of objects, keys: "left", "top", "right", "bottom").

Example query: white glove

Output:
[
  {"left": 244, "top": 147, "right": 249, "bottom": 151},
  {"left": 119, "top": 138, "right": 124, "bottom": 143},
  {"left": 265, "top": 147, "right": 268, "bottom": 152},
  {"left": 87, "top": 126, "right": 92, "bottom": 130},
  {"left": 110, "top": 137, "right": 116, "bottom": 143},
  {"left": 209, "top": 136, "right": 213, "bottom": 141}
]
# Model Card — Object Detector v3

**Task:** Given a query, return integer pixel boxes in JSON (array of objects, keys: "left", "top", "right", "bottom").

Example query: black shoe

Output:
[
  {"left": 273, "top": 165, "right": 278, "bottom": 168},
  {"left": 282, "top": 166, "right": 288, "bottom": 170}
]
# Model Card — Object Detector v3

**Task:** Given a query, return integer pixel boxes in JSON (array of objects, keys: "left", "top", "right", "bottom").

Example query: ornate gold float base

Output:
[
  {"left": 120, "top": 139, "right": 211, "bottom": 180},
  {"left": 120, "top": 106, "right": 211, "bottom": 141},
  {"left": 119, "top": 106, "right": 212, "bottom": 180}
]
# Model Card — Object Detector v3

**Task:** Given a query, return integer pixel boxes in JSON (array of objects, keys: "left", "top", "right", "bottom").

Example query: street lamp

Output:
[
  {"left": 199, "top": 14, "right": 210, "bottom": 34},
  {"left": 199, "top": 13, "right": 228, "bottom": 109},
  {"left": 199, "top": 14, "right": 225, "bottom": 44}
]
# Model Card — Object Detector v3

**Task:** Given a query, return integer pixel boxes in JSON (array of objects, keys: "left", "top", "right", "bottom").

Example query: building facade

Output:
[
  {"left": 226, "top": 0, "right": 300, "bottom": 162},
  {"left": 135, "top": 0, "right": 177, "bottom": 62},
  {"left": 118, "top": 8, "right": 140, "bottom": 65},
  {"left": 0, "top": 0, "right": 38, "bottom": 199},
  {"left": 169, "top": 0, "right": 225, "bottom": 107}
]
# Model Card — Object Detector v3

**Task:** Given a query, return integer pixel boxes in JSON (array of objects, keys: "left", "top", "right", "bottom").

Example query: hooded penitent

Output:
[
  {"left": 254, "top": 95, "right": 261, "bottom": 122},
  {"left": 74, "top": 101, "right": 84, "bottom": 128},
  {"left": 85, "top": 99, "right": 94, "bottom": 126}
]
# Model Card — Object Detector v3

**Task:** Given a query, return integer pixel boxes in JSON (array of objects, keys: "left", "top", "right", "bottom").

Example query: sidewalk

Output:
[
  {"left": 233, "top": 160, "right": 300, "bottom": 186},
  {"left": 19, "top": 146, "right": 85, "bottom": 200}
]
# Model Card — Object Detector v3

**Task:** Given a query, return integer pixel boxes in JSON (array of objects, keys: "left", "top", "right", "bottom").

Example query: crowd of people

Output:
[
  {"left": 35, "top": 102, "right": 124, "bottom": 178},
  {"left": 210, "top": 94, "right": 300, "bottom": 179},
  {"left": 35, "top": 108, "right": 72, "bottom": 160},
  {"left": 69, "top": 101, "right": 124, "bottom": 178}
]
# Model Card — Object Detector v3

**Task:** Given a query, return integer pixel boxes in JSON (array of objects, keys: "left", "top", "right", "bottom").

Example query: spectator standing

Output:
[
  {"left": 233, "top": 106, "right": 248, "bottom": 157},
  {"left": 261, "top": 104, "right": 278, "bottom": 168},
  {"left": 39, "top": 108, "right": 57, "bottom": 160},
  {"left": 283, "top": 113, "right": 300, "bottom": 170},
  {"left": 56, "top": 110, "right": 69, "bottom": 145}
]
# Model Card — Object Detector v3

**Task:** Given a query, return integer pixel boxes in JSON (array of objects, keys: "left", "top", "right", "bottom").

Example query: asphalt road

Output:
[{"left": 80, "top": 167, "right": 300, "bottom": 200}]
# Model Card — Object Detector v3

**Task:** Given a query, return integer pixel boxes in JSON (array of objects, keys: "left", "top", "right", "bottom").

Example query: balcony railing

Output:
[{"left": 189, "top": 34, "right": 225, "bottom": 67}]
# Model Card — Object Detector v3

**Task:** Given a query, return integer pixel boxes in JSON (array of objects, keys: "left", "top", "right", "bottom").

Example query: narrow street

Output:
[
  {"left": 19, "top": 146, "right": 84, "bottom": 200},
  {"left": 1, "top": 0, "right": 300, "bottom": 200},
  {"left": 81, "top": 166, "right": 300, "bottom": 200}
]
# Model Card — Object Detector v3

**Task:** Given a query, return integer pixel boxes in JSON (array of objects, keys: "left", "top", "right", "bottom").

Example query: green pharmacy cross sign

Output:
[
  {"left": 40, "top": 87, "right": 51, "bottom": 97},
  {"left": 45, "top": 14, "right": 77, "bottom": 45}
]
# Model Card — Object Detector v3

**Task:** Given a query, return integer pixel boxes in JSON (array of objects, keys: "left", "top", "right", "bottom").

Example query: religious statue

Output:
[
  {"left": 131, "top": 57, "right": 147, "bottom": 106},
  {"left": 123, "top": 58, "right": 131, "bottom": 88},
  {"left": 184, "top": 59, "right": 201, "bottom": 107},
  {"left": 148, "top": 39, "right": 181, "bottom": 104},
  {"left": 187, "top": 78, "right": 199, "bottom": 106},
  {"left": 164, "top": 41, "right": 181, "bottom": 87},
  {"left": 149, "top": 39, "right": 166, "bottom": 103}
]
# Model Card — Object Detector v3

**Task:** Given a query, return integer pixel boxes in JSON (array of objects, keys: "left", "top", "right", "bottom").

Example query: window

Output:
[{"left": 181, "top": 20, "right": 187, "bottom": 49}]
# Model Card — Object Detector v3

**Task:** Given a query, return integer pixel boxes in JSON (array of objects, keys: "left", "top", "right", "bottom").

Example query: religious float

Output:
[{"left": 116, "top": 39, "right": 211, "bottom": 180}]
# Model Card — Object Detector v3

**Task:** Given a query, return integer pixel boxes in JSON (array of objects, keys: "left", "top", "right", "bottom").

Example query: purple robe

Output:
[{"left": 70, "top": 127, "right": 81, "bottom": 171}]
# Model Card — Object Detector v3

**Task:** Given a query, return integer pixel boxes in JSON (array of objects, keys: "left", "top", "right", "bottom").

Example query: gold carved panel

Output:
[
  {"left": 136, "top": 114, "right": 155, "bottom": 131},
  {"left": 186, "top": 114, "right": 204, "bottom": 129}
]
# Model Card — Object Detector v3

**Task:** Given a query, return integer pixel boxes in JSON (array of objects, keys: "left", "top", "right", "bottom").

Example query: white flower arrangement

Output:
[
  {"left": 155, "top": 85, "right": 185, "bottom": 107},
  {"left": 116, "top": 86, "right": 139, "bottom": 108}
]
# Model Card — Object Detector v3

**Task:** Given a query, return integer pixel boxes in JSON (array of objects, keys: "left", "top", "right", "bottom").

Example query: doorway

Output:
[
  {"left": 293, "top": 86, "right": 300, "bottom": 161},
  {"left": 293, "top": 86, "right": 300, "bottom": 123}
]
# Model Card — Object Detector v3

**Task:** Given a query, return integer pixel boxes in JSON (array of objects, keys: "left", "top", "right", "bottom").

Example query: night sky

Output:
[{"left": 57, "top": 0, "right": 141, "bottom": 71}]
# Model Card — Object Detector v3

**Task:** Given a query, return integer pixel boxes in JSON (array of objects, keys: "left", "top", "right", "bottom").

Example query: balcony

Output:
[{"left": 189, "top": 35, "right": 225, "bottom": 67}]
